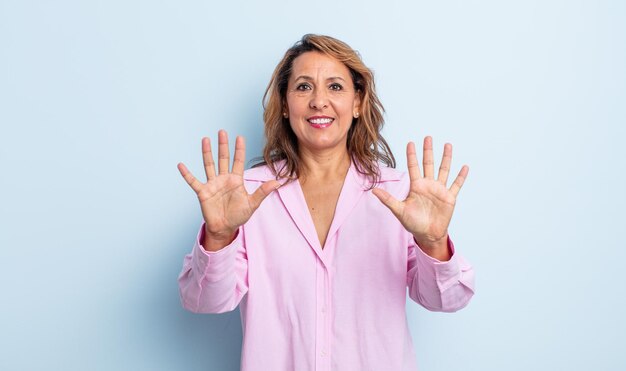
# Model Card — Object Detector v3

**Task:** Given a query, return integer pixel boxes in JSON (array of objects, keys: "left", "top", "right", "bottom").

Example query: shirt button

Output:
[
  {"left": 321, "top": 307, "right": 326, "bottom": 313},
  {"left": 321, "top": 350, "right": 326, "bottom": 357}
]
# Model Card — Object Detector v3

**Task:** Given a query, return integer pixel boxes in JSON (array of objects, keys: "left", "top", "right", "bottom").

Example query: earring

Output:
[
  {"left": 283, "top": 112, "right": 288, "bottom": 118},
  {"left": 354, "top": 112, "right": 360, "bottom": 118}
]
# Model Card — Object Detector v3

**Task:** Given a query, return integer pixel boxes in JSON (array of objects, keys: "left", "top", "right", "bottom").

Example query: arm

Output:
[
  {"left": 406, "top": 235, "right": 475, "bottom": 312},
  {"left": 176, "top": 130, "right": 278, "bottom": 313},
  {"left": 372, "top": 137, "right": 474, "bottom": 311},
  {"left": 177, "top": 221, "right": 248, "bottom": 314}
]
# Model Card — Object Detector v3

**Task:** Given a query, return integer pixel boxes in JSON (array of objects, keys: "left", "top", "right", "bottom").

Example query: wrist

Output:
[
  {"left": 202, "top": 226, "right": 238, "bottom": 252},
  {"left": 414, "top": 235, "right": 447, "bottom": 250},
  {"left": 413, "top": 234, "right": 451, "bottom": 261}
]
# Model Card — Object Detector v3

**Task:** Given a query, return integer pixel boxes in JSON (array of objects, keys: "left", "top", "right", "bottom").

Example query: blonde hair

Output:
[{"left": 254, "top": 34, "right": 395, "bottom": 185}]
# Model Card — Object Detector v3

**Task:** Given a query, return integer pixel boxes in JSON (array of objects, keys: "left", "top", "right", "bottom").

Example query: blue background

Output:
[{"left": 1, "top": 0, "right": 625, "bottom": 370}]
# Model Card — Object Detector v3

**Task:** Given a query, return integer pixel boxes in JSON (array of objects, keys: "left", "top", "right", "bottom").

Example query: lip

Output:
[{"left": 307, "top": 115, "right": 335, "bottom": 129}]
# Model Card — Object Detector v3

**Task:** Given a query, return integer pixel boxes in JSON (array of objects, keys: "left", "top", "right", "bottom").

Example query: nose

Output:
[{"left": 309, "top": 89, "right": 328, "bottom": 110}]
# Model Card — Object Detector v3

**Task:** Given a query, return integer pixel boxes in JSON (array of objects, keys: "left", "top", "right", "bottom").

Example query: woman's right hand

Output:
[{"left": 177, "top": 130, "right": 281, "bottom": 251}]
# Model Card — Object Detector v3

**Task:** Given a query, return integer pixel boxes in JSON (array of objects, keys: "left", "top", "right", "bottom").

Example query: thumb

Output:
[
  {"left": 372, "top": 188, "right": 404, "bottom": 219},
  {"left": 249, "top": 179, "right": 281, "bottom": 210}
]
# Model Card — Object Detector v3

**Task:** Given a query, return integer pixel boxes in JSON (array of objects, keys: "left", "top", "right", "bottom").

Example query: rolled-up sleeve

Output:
[
  {"left": 406, "top": 235, "right": 475, "bottom": 312},
  {"left": 177, "top": 222, "right": 249, "bottom": 314}
]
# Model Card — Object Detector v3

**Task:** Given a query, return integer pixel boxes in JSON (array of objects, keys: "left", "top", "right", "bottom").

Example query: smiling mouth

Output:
[{"left": 307, "top": 117, "right": 334, "bottom": 128}]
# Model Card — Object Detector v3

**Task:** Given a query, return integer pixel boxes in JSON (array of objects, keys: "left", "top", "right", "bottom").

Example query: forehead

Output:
[{"left": 290, "top": 51, "right": 352, "bottom": 80}]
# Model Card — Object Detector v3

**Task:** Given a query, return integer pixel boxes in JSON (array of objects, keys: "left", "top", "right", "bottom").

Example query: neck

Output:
[{"left": 298, "top": 146, "right": 351, "bottom": 184}]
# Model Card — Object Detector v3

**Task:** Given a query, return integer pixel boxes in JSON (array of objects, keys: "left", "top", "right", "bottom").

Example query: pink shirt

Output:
[{"left": 178, "top": 162, "right": 475, "bottom": 370}]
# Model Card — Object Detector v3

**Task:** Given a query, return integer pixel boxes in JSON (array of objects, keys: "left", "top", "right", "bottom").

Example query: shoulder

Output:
[
  {"left": 243, "top": 161, "right": 408, "bottom": 185},
  {"left": 348, "top": 163, "right": 409, "bottom": 198},
  {"left": 367, "top": 165, "right": 410, "bottom": 198},
  {"left": 377, "top": 165, "right": 406, "bottom": 183},
  {"left": 243, "top": 164, "right": 276, "bottom": 182},
  {"left": 357, "top": 164, "right": 407, "bottom": 186},
  {"left": 239, "top": 164, "right": 278, "bottom": 194}
]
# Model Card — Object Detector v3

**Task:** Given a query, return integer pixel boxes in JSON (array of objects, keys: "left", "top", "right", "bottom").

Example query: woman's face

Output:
[{"left": 285, "top": 51, "right": 360, "bottom": 155}]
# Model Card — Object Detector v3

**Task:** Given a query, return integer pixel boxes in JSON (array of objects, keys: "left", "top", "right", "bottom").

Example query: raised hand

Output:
[
  {"left": 177, "top": 130, "right": 280, "bottom": 251},
  {"left": 372, "top": 136, "right": 469, "bottom": 259}
]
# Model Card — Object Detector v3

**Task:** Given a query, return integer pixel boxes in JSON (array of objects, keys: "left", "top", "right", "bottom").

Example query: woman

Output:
[{"left": 177, "top": 34, "right": 475, "bottom": 370}]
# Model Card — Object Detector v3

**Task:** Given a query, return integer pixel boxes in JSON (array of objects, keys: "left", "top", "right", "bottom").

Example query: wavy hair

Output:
[{"left": 253, "top": 34, "right": 395, "bottom": 186}]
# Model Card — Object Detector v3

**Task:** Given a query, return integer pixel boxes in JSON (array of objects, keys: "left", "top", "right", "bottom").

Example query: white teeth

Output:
[{"left": 308, "top": 118, "right": 333, "bottom": 124}]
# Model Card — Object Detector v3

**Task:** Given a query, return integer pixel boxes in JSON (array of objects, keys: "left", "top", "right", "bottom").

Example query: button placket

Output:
[{"left": 315, "top": 260, "right": 331, "bottom": 370}]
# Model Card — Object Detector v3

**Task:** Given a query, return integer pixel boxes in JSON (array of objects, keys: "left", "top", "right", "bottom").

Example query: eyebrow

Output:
[{"left": 294, "top": 75, "right": 347, "bottom": 82}]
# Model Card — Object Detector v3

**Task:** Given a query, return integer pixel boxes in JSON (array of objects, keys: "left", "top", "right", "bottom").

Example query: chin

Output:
[{"left": 300, "top": 136, "right": 348, "bottom": 152}]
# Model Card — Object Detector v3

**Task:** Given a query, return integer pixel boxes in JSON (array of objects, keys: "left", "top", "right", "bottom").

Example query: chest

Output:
[
  {"left": 300, "top": 180, "right": 344, "bottom": 249},
  {"left": 244, "top": 189, "right": 409, "bottom": 286}
]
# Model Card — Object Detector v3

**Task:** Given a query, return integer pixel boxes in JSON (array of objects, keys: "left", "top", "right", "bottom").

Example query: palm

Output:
[
  {"left": 197, "top": 174, "right": 256, "bottom": 236},
  {"left": 399, "top": 176, "right": 457, "bottom": 243},
  {"left": 373, "top": 136, "right": 469, "bottom": 245},
  {"left": 178, "top": 130, "right": 280, "bottom": 242}
]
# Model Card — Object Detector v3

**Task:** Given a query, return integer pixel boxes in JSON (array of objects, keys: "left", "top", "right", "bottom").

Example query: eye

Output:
[
  {"left": 329, "top": 83, "right": 343, "bottom": 91},
  {"left": 296, "top": 83, "right": 311, "bottom": 91}
]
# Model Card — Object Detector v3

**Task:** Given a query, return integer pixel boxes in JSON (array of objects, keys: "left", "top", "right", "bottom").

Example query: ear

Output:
[
  {"left": 282, "top": 100, "right": 289, "bottom": 118},
  {"left": 353, "top": 91, "right": 362, "bottom": 118}
]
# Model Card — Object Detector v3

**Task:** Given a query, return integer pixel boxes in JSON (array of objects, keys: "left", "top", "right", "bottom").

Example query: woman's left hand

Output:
[{"left": 372, "top": 136, "right": 469, "bottom": 258}]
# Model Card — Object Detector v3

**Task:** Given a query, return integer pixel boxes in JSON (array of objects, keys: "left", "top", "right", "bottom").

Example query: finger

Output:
[
  {"left": 371, "top": 188, "right": 404, "bottom": 219},
  {"left": 217, "top": 129, "right": 230, "bottom": 175},
  {"left": 449, "top": 165, "right": 469, "bottom": 197},
  {"left": 423, "top": 136, "right": 434, "bottom": 179},
  {"left": 437, "top": 143, "right": 452, "bottom": 185},
  {"left": 177, "top": 162, "right": 203, "bottom": 193},
  {"left": 248, "top": 180, "right": 281, "bottom": 210},
  {"left": 202, "top": 137, "right": 216, "bottom": 181},
  {"left": 231, "top": 136, "right": 246, "bottom": 176},
  {"left": 406, "top": 142, "right": 422, "bottom": 182}
]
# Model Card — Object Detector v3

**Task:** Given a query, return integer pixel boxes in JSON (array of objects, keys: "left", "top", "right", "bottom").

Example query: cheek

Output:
[
  {"left": 337, "top": 100, "right": 356, "bottom": 117},
  {"left": 286, "top": 97, "right": 307, "bottom": 116},
  {"left": 287, "top": 117, "right": 303, "bottom": 134},
  {"left": 335, "top": 94, "right": 356, "bottom": 109}
]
